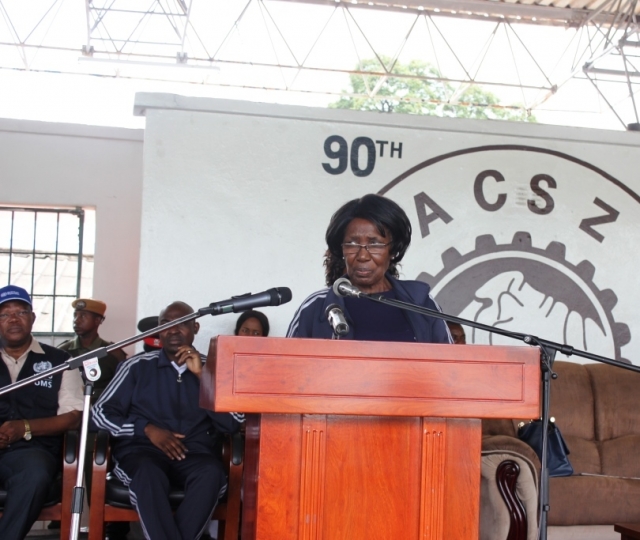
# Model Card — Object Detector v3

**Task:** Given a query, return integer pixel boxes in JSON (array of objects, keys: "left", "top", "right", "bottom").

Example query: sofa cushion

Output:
[
  {"left": 587, "top": 363, "right": 640, "bottom": 441},
  {"left": 562, "top": 435, "right": 600, "bottom": 475},
  {"left": 550, "top": 362, "right": 595, "bottom": 442},
  {"left": 549, "top": 475, "right": 640, "bottom": 525},
  {"left": 600, "top": 435, "right": 640, "bottom": 477}
]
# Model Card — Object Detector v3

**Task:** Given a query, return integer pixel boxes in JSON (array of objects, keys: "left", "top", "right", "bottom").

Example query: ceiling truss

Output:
[{"left": 0, "top": 0, "right": 639, "bottom": 128}]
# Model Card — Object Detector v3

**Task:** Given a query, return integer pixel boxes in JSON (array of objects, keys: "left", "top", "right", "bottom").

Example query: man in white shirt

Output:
[{"left": 0, "top": 285, "right": 83, "bottom": 540}]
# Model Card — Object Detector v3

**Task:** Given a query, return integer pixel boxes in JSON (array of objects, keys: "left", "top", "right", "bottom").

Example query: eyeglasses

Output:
[
  {"left": 0, "top": 309, "right": 32, "bottom": 322},
  {"left": 341, "top": 242, "right": 392, "bottom": 255}
]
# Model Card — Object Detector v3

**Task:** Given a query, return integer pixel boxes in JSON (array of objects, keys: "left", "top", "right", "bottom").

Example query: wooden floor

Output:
[
  {"left": 26, "top": 520, "right": 221, "bottom": 539},
  {"left": 26, "top": 521, "right": 146, "bottom": 539},
  {"left": 25, "top": 522, "right": 621, "bottom": 540}
]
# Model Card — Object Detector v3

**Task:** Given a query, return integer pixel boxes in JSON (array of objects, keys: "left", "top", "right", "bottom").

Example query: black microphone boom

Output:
[{"left": 204, "top": 287, "right": 292, "bottom": 316}]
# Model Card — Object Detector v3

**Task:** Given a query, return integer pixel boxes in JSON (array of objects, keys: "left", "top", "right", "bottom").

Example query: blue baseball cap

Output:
[{"left": 0, "top": 285, "right": 32, "bottom": 307}]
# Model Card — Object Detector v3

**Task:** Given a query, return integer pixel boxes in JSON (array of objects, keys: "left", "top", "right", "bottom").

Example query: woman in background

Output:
[{"left": 235, "top": 310, "right": 270, "bottom": 337}]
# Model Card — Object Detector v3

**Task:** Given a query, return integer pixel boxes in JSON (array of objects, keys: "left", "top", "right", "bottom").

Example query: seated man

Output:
[
  {"left": 446, "top": 321, "right": 467, "bottom": 345},
  {"left": 0, "top": 285, "right": 83, "bottom": 539},
  {"left": 92, "top": 301, "right": 244, "bottom": 540},
  {"left": 59, "top": 298, "right": 126, "bottom": 401},
  {"left": 57, "top": 298, "right": 128, "bottom": 536}
]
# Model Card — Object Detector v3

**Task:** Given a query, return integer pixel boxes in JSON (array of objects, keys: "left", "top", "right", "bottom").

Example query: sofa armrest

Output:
[
  {"left": 481, "top": 450, "right": 539, "bottom": 540},
  {"left": 483, "top": 435, "right": 541, "bottom": 469}
]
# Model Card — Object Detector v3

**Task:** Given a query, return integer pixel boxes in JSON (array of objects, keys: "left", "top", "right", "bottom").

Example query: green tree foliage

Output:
[{"left": 330, "top": 57, "right": 535, "bottom": 122}]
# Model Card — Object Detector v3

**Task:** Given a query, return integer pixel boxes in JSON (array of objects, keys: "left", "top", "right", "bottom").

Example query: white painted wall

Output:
[
  {"left": 135, "top": 94, "right": 640, "bottom": 366},
  {"left": 0, "top": 118, "right": 144, "bottom": 350},
  {"left": 5, "top": 98, "right": 637, "bottom": 368}
]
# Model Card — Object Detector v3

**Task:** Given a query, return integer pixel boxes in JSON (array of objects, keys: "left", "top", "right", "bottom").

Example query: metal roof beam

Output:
[
  {"left": 280, "top": 0, "right": 622, "bottom": 27},
  {"left": 584, "top": 65, "right": 640, "bottom": 76}
]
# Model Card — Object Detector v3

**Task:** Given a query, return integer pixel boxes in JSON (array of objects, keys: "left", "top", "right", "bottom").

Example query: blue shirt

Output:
[
  {"left": 345, "top": 289, "right": 416, "bottom": 342},
  {"left": 287, "top": 274, "right": 452, "bottom": 344}
]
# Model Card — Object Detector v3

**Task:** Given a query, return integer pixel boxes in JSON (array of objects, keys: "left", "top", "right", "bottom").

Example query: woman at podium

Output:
[{"left": 287, "top": 193, "right": 452, "bottom": 344}]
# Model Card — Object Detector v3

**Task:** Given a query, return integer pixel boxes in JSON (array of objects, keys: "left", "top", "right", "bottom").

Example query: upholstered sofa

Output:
[{"left": 480, "top": 360, "right": 640, "bottom": 540}]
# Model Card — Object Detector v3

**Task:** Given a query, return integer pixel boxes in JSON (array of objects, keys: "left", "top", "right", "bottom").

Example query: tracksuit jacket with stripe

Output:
[
  {"left": 91, "top": 349, "right": 243, "bottom": 459},
  {"left": 287, "top": 274, "right": 452, "bottom": 343}
]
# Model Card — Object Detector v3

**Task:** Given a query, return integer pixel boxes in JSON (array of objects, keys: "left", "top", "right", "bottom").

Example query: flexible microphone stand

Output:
[
  {"left": 0, "top": 288, "right": 292, "bottom": 540},
  {"left": 335, "top": 279, "right": 640, "bottom": 540}
]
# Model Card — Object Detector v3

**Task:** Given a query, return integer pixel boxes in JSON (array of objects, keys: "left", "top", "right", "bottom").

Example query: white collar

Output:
[{"left": 171, "top": 361, "right": 188, "bottom": 374}]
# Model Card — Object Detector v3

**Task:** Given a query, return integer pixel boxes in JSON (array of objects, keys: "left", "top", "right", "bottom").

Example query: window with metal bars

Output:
[{"left": 0, "top": 206, "right": 95, "bottom": 345}]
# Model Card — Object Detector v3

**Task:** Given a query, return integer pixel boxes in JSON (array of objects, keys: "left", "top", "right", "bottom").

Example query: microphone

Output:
[
  {"left": 332, "top": 277, "right": 362, "bottom": 298},
  {"left": 206, "top": 287, "right": 292, "bottom": 315},
  {"left": 324, "top": 303, "right": 349, "bottom": 337}
]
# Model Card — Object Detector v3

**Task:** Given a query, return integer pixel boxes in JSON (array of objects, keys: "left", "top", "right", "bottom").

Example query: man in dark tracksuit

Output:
[{"left": 92, "top": 301, "right": 244, "bottom": 540}]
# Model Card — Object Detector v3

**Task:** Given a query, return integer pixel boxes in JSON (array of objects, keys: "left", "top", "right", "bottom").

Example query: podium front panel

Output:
[
  {"left": 201, "top": 336, "right": 541, "bottom": 540},
  {"left": 202, "top": 336, "right": 540, "bottom": 419},
  {"left": 242, "top": 413, "right": 481, "bottom": 540}
]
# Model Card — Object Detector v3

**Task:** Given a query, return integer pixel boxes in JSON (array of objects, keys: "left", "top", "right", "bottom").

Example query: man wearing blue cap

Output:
[{"left": 0, "top": 285, "right": 83, "bottom": 539}]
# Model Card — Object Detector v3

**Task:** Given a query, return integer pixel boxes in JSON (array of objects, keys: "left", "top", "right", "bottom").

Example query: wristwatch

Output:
[{"left": 23, "top": 419, "right": 32, "bottom": 441}]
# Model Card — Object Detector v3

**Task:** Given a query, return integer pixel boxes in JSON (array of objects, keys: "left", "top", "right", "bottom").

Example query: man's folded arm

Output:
[
  {"left": 0, "top": 411, "right": 82, "bottom": 447},
  {"left": 30, "top": 411, "right": 82, "bottom": 435}
]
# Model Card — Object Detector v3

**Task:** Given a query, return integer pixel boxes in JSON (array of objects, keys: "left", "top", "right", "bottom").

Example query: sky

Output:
[{"left": 0, "top": 0, "right": 635, "bottom": 131}]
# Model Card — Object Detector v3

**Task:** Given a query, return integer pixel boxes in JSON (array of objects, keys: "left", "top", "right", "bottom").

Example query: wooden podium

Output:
[{"left": 201, "top": 336, "right": 540, "bottom": 540}]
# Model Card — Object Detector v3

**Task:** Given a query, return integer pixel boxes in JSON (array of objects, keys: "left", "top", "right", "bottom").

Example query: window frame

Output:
[{"left": 0, "top": 205, "right": 89, "bottom": 341}]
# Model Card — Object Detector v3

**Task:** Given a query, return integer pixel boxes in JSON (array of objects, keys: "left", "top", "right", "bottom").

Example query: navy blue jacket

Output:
[
  {"left": 0, "top": 343, "right": 69, "bottom": 458},
  {"left": 287, "top": 275, "right": 452, "bottom": 343},
  {"left": 91, "top": 349, "right": 244, "bottom": 459}
]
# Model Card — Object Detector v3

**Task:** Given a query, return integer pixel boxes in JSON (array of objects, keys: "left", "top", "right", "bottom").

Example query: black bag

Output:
[{"left": 517, "top": 419, "right": 574, "bottom": 477}]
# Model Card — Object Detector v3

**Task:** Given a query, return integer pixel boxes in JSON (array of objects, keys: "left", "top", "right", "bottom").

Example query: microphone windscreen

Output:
[
  {"left": 332, "top": 277, "right": 351, "bottom": 297},
  {"left": 270, "top": 287, "right": 293, "bottom": 306}
]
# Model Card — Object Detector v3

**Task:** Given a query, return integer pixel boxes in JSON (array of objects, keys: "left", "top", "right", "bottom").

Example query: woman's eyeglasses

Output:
[{"left": 341, "top": 242, "right": 391, "bottom": 255}]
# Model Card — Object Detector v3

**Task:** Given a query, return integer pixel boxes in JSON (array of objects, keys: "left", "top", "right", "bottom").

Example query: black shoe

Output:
[{"left": 105, "top": 521, "right": 130, "bottom": 540}]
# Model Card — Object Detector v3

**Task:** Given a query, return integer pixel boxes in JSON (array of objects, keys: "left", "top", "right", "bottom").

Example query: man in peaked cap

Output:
[
  {"left": 58, "top": 299, "right": 128, "bottom": 537},
  {"left": 0, "top": 285, "right": 83, "bottom": 539},
  {"left": 59, "top": 298, "right": 126, "bottom": 400}
]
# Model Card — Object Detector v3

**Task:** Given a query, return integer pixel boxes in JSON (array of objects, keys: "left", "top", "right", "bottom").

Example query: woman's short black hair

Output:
[
  {"left": 234, "top": 310, "right": 270, "bottom": 337},
  {"left": 324, "top": 194, "right": 412, "bottom": 286}
]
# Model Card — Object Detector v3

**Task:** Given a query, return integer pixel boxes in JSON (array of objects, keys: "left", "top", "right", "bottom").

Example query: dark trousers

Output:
[
  {"left": 115, "top": 449, "right": 226, "bottom": 540},
  {"left": 0, "top": 446, "right": 58, "bottom": 540}
]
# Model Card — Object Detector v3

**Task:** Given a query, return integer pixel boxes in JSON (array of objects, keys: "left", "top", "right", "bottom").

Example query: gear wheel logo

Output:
[
  {"left": 419, "top": 232, "right": 631, "bottom": 362},
  {"left": 377, "top": 144, "right": 640, "bottom": 363}
]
